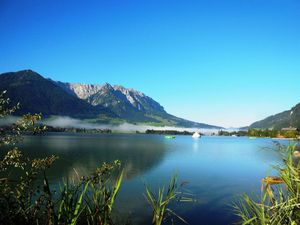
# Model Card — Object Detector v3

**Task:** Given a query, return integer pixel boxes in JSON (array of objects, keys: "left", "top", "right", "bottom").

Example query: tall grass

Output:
[
  {"left": 144, "top": 174, "right": 195, "bottom": 225},
  {"left": 0, "top": 148, "right": 123, "bottom": 225},
  {"left": 234, "top": 143, "right": 300, "bottom": 225},
  {"left": 84, "top": 167, "right": 124, "bottom": 225}
]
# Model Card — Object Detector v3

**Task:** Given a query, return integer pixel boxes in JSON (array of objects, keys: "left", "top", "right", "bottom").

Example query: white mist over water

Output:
[
  {"left": 44, "top": 116, "right": 221, "bottom": 134},
  {"left": 0, "top": 116, "right": 221, "bottom": 135}
]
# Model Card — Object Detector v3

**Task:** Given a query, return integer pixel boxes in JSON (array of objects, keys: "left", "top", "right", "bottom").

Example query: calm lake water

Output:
[{"left": 9, "top": 134, "right": 291, "bottom": 224}]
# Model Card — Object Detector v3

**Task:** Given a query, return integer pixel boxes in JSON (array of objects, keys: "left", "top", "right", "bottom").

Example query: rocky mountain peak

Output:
[
  {"left": 21, "top": 69, "right": 36, "bottom": 74},
  {"left": 113, "top": 85, "right": 145, "bottom": 98},
  {"left": 61, "top": 83, "right": 102, "bottom": 100},
  {"left": 102, "top": 82, "right": 114, "bottom": 90},
  {"left": 113, "top": 85, "right": 126, "bottom": 91},
  {"left": 53, "top": 80, "right": 167, "bottom": 115},
  {"left": 8, "top": 69, "right": 43, "bottom": 80}
]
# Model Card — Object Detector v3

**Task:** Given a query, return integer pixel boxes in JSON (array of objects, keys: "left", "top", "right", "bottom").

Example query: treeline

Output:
[
  {"left": 218, "top": 130, "right": 248, "bottom": 137},
  {"left": 44, "top": 125, "right": 112, "bottom": 134},
  {"left": 247, "top": 128, "right": 299, "bottom": 138},
  {"left": 145, "top": 129, "right": 197, "bottom": 135},
  {"left": 218, "top": 129, "right": 300, "bottom": 138},
  {"left": 0, "top": 124, "right": 112, "bottom": 134}
]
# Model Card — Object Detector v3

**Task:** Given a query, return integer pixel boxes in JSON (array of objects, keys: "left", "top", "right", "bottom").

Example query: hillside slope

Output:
[
  {"left": 0, "top": 70, "right": 115, "bottom": 119},
  {"left": 250, "top": 104, "right": 300, "bottom": 129}
]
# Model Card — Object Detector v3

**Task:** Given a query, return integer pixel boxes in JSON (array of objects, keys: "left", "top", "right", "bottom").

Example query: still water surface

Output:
[{"left": 17, "top": 134, "right": 289, "bottom": 224}]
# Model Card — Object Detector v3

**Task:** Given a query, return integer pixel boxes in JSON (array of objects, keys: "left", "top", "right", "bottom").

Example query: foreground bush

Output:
[
  {"left": 0, "top": 91, "right": 123, "bottom": 225},
  {"left": 0, "top": 150, "right": 122, "bottom": 225}
]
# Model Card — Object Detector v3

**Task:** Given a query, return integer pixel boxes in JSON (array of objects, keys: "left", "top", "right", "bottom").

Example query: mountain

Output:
[
  {"left": 249, "top": 103, "right": 300, "bottom": 129},
  {"left": 0, "top": 70, "right": 222, "bottom": 129},
  {"left": 57, "top": 82, "right": 166, "bottom": 121},
  {"left": 0, "top": 70, "right": 115, "bottom": 119},
  {"left": 57, "top": 81, "right": 221, "bottom": 128},
  {"left": 55, "top": 81, "right": 102, "bottom": 99}
]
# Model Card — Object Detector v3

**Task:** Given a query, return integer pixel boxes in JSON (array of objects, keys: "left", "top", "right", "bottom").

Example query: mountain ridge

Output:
[
  {"left": 0, "top": 69, "right": 222, "bottom": 129},
  {"left": 249, "top": 103, "right": 300, "bottom": 129},
  {"left": 0, "top": 70, "right": 115, "bottom": 119}
]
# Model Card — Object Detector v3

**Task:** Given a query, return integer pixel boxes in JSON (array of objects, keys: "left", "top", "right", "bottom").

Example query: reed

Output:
[
  {"left": 234, "top": 143, "right": 300, "bottom": 225},
  {"left": 144, "top": 174, "right": 195, "bottom": 225}
]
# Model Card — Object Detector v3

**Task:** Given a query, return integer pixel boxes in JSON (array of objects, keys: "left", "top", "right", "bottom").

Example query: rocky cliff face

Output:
[
  {"left": 57, "top": 82, "right": 166, "bottom": 118},
  {"left": 55, "top": 82, "right": 102, "bottom": 99}
]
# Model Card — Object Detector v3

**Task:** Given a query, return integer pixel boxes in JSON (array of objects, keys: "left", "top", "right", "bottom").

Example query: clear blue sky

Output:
[{"left": 1, "top": 0, "right": 299, "bottom": 127}]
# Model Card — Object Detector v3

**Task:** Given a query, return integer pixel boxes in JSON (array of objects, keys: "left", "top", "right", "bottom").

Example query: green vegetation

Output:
[
  {"left": 145, "top": 129, "right": 196, "bottom": 135},
  {"left": 234, "top": 143, "right": 300, "bottom": 224},
  {"left": 145, "top": 175, "right": 194, "bottom": 225},
  {"left": 44, "top": 125, "right": 112, "bottom": 134},
  {"left": 0, "top": 124, "right": 112, "bottom": 134},
  {"left": 0, "top": 149, "right": 123, "bottom": 225},
  {"left": 247, "top": 128, "right": 299, "bottom": 138},
  {"left": 218, "top": 130, "right": 248, "bottom": 137},
  {"left": 218, "top": 129, "right": 300, "bottom": 139}
]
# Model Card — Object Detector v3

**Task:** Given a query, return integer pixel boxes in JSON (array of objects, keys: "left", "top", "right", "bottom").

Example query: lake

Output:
[{"left": 10, "top": 134, "right": 291, "bottom": 224}]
